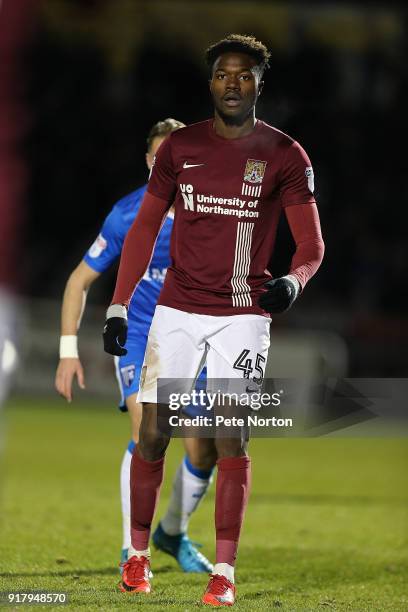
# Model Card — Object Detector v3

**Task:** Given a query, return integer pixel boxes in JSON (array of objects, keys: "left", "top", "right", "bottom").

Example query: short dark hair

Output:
[
  {"left": 147, "top": 118, "right": 185, "bottom": 151},
  {"left": 205, "top": 34, "right": 270, "bottom": 77}
]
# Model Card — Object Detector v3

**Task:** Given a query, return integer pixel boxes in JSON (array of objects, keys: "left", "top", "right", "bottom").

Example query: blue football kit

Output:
[{"left": 84, "top": 184, "right": 206, "bottom": 409}]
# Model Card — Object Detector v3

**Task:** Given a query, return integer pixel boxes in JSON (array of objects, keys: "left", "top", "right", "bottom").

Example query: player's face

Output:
[
  {"left": 210, "top": 52, "right": 263, "bottom": 126},
  {"left": 146, "top": 136, "right": 166, "bottom": 170}
]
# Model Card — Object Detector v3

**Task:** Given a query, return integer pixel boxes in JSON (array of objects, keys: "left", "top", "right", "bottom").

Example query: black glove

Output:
[
  {"left": 258, "top": 276, "right": 300, "bottom": 314},
  {"left": 103, "top": 305, "right": 128, "bottom": 356}
]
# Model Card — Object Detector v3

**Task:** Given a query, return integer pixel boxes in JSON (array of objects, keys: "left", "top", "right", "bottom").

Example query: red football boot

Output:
[
  {"left": 201, "top": 573, "right": 236, "bottom": 606},
  {"left": 119, "top": 555, "right": 151, "bottom": 594}
]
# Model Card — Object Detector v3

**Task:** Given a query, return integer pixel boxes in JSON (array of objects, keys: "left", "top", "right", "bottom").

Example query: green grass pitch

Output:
[{"left": 1, "top": 396, "right": 407, "bottom": 611}]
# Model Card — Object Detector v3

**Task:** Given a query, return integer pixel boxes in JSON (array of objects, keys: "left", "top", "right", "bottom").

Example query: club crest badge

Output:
[
  {"left": 120, "top": 364, "right": 135, "bottom": 388},
  {"left": 243, "top": 159, "right": 267, "bottom": 184}
]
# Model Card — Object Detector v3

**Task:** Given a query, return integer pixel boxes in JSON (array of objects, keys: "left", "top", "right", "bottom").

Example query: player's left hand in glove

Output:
[
  {"left": 258, "top": 275, "right": 300, "bottom": 314},
  {"left": 103, "top": 304, "right": 128, "bottom": 356}
]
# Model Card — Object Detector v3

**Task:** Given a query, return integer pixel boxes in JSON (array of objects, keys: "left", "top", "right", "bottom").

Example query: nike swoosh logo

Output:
[
  {"left": 246, "top": 386, "right": 259, "bottom": 393},
  {"left": 183, "top": 162, "right": 204, "bottom": 169}
]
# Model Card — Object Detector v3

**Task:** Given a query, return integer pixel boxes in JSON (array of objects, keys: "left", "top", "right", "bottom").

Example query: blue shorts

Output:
[
  {"left": 114, "top": 336, "right": 147, "bottom": 411},
  {"left": 115, "top": 338, "right": 207, "bottom": 413},
  {"left": 181, "top": 368, "right": 211, "bottom": 418}
]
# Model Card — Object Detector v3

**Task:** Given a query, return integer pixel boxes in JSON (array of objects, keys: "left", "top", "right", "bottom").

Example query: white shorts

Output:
[{"left": 137, "top": 305, "right": 270, "bottom": 404}]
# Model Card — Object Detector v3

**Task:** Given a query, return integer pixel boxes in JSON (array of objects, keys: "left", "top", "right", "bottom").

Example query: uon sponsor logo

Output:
[{"left": 180, "top": 183, "right": 194, "bottom": 210}]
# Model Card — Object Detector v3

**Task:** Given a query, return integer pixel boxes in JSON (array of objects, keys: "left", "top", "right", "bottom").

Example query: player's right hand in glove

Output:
[
  {"left": 103, "top": 304, "right": 128, "bottom": 356},
  {"left": 258, "top": 275, "right": 300, "bottom": 314}
]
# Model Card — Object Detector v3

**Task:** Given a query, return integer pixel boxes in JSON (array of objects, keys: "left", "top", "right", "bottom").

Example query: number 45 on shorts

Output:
[{"left": 233, "top": 349, "right": 266, "bottom": 384}]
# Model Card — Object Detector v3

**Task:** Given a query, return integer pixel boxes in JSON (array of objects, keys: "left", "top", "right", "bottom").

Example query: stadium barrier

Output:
[{"left": 10, "top": 299, "right": 348, "bottom": 400}]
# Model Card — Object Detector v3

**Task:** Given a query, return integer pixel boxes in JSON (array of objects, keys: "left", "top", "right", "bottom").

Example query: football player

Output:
[{"left": 56, "top": 118, "right": 215, "bottom": 574}]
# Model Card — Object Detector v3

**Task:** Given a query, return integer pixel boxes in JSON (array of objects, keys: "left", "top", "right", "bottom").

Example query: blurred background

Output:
[{"left": 1, "top": 0, "right": 407, "bottom": 399}]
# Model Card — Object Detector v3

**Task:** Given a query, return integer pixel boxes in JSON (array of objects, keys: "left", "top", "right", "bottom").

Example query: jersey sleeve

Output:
[
  {"left": 147, "top": 134, "right": 177, "bottom": 202},
  {"left": 285, "top": 202, "right": 325, "bottom": 289},
  {"left": 83, "top": 208, "right": 124, "bottom": 273},
  {"left": 279, "top": 141, "right": 316, "bottom": 208}
]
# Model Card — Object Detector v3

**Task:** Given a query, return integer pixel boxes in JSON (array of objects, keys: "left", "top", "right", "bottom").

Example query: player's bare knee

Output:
[
  {"left": 215, "top": 437, "right": 248, "bottom": 459},
  {"left": 185, "top": 438, "right": 217, "bottom": 470},
  {"left": 188, "top": 450, "right": 217, "bottom": 471},
  {"left": 126, "top": 396, "right": 142, "bottom": 444},
  {"left": 138, "top": 428, "right": 169, "bottom": 460},
  {"left": 138, "top": 403, "right": 170, "bottom": 460}
]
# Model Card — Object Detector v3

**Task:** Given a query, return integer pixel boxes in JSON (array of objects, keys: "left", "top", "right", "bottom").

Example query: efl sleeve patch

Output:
[
  {"left": 305, "top": 166, "right": 314, "bottom": 193},
  {"left": 279, "top": 142, "right": 316, "bottom": 208},
  {"left": 88, "top": 233, "right": 107, "bottom": 258},
  {"left": 147, "top": 136, "right": 177, "bottom": 202}
]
